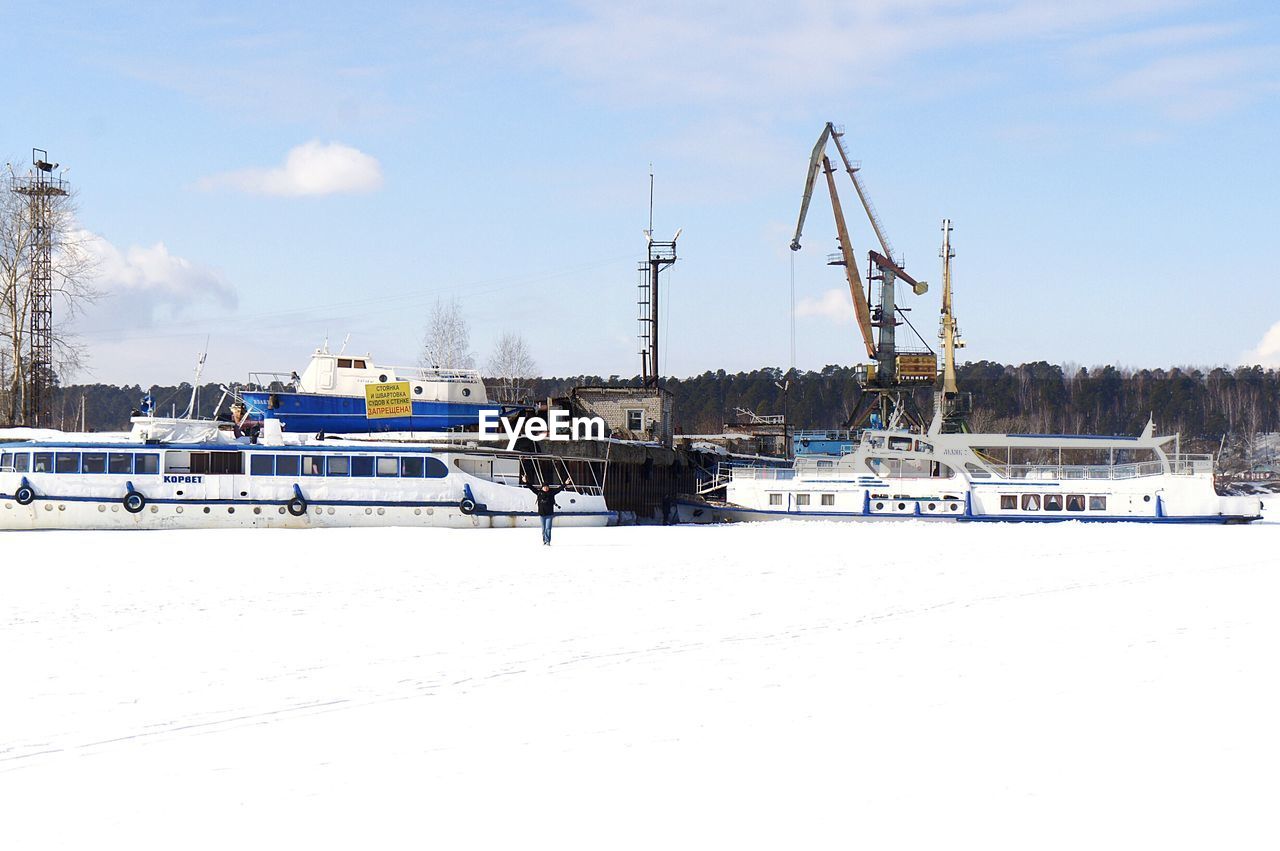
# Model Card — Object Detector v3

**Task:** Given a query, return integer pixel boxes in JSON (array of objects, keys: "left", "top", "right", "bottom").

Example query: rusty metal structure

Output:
[
  {"left": 789, "top": 122, "right": 935, "bottom": 428},
  {"left": 10, "top": 149, "right": 68, "bottom": 426}
]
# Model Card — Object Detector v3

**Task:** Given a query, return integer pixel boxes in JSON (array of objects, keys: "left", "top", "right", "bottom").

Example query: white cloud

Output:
[
  {"left": 795, "top": 288, "right": 852, "bottom": 324},
  {"left": 198, "top": 141, "right": 383, "bottom": 197},
  {"left": 79, "top": 231, "right": 237, "bottom": 331},
  {"left": 1242, "top": 321, "right": 1280, "bottom": 367}
]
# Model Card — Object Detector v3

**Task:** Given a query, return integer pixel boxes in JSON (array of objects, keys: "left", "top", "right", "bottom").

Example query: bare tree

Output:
[
  {"left": 1, "top": 165, "right": 99, "bottom": 423},
  {"left": 420, "top": 297, "right": 475, "bottom": 370},
  {"left": 487, "top": 331, "right": 537, "bottom": 403}
]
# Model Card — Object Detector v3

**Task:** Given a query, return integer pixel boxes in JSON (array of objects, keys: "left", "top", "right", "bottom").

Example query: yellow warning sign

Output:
[{"left": 364, "top": 381, "right": 413, "bottom": 419}]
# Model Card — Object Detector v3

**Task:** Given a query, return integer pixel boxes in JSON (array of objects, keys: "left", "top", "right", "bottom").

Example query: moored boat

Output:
[
  {"left": 677, "top": 417, "right": 1262, "bottom": 525},
  {"left": 0, "top": 419, "right": 613, "bottom": 531}
]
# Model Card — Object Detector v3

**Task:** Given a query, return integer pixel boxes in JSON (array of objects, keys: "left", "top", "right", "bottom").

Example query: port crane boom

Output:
[{"left": 789, "top": 121, "right": 936, "bottom": 428}]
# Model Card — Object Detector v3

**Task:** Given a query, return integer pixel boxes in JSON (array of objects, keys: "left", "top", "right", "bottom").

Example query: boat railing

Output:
[
  {"left": 393, "top": 364, "right": 482, "bottom": 383},
  {"left": 989, "top": 454, "right": 1212, "bottom": 481},
  {"left": 726, "top": 464, "right": 797, "bottom": 481},
  {"left": 246, "top": 372, "right": 299, "bottom": 391}
]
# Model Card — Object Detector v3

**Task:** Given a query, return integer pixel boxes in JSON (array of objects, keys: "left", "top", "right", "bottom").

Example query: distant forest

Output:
[{"left": 39, "top": 361, "right": 1280, "bottom": 460}]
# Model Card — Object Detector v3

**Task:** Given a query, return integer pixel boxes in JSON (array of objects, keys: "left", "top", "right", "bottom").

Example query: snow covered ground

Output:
[{"left": 3, "top": 506, "right": 1279, "bottom": 849}]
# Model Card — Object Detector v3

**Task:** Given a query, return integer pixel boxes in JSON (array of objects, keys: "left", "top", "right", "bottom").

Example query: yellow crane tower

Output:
[{"left": 937, "top": 218, "right": 970, "bottom": 431}]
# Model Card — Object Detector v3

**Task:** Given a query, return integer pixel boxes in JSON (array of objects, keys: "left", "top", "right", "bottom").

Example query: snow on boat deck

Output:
[{"left": 3, "top": 515, "right": 1279, "bottom": 849}]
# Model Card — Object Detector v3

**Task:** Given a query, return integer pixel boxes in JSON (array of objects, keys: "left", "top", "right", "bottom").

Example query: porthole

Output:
[
  {"left": 462, "top": 388, "right": 471, "bottom": 397},
  {"left": 927, "top": 503, "right": 936, "bottom": 511},
  {"left": 150, "top": 506, "right": 158, "bottom": 513},
  {"left": 228, "top": 507, "right": 235, "bottom": 514},
  {"left": 44, "top": 504, "right": 52, "bottom": 512},
  {"left": 240, "top": 491, "right": 247, "bottom": 497},
  {"left": 379, "top": 374, "right": 388, "bottom": 382},
  {"left": 59, "top": 504, "right": 67, "bottom": 511},
  {"left": 327, "top": 507, "right": 335, "bottom": 515},
  {"left": 897, "top": 503, "right": 906, "bottom": 511},
  {"left": 413, "top": 386, "right": 422, "bottom": 395},
  {"left": 1143, "top": 495, "right": 1152, "bottom": 502},
  {"left": 203, "top": 507, "right": 211, "bottom": 514},
  {"left": 314, "top": 507, "right": 322, "bottom": 515},
  {"left": 426, "top": 507, "right": 434, "bottom": 516},
  {"left": 253, "top": 507, "right": 262, "bottom": 515},
  {"left": 111, "top": 505, "right": 119, "bottom": 512},
  {"left": 875, "top": 502, "right": 884, "bottom": 510},
  {"left": 4, "top": 503, "right": 12, "bottom": 509},
  {"left": 377, "top": 507, "right": 385, "bottom": 516},
  {"left": 414, "top": 508, "right": 421, "bottom": 515},
  {"left": 949, "top": 504, "right": 959, "bottom": 511},
  {"left": 98, "top": 504, "right": 106, "bottom": 512},
  {"left": 176, "top": 506, "right": 184, "bottom": 514},
  {"left": 365, "top": 507, "right": 373, "bottom": 515},
  {"left": 176, "top": 490, "right": 184, "bottom": 496},
  {"left": 278, "top": 506, "right": 287, "bottom": 515}
]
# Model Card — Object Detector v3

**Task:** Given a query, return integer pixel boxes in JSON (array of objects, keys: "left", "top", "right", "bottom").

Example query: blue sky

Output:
[{"left": 4, "top": 0, "right": 1279, "bottom": 384}]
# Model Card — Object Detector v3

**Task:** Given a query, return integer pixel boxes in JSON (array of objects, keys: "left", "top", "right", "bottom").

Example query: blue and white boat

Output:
[
  {"left": 678, "top": 413, "right": 1263, "bottom": 525},
  {"left": 0, "top": 417, "right": 613, "bottom": 530},
  {"left": 241, "top": 347, "right": 519, "bottom": 434}
]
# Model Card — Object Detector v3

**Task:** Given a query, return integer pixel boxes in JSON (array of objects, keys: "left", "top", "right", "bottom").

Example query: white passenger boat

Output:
[
  {"left": 0, "top": 418, "right": 614, "bottom": 531},
  {"left": 676, "top": 416, "right": 1262, "bottom": 525}
]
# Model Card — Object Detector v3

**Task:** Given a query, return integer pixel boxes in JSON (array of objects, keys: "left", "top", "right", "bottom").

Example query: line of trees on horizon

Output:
[{"left": 33, "top": 360, "right": 1280, "bottom": 464}]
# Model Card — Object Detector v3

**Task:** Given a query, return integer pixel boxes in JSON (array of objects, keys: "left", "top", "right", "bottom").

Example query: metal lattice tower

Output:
[
  {"left": 638, "top": 237, "right": 677, "bottom": 388},
  {"left": 10, "top": 149, "right": 68, "bottom": 426}
]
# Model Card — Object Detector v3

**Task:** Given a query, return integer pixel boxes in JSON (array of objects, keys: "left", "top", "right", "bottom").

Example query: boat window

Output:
[
  {"left": 301, "top": 456, "right": 324, "bottom": 476},
  {"left": 821, "top": 494, "right": 835, "bottom": 506},
  {"left": 796, "top": 494, "right": 810, "bottom": 506},
  {"left": 866, "top": 458, "right": 890, "bottom": 477},
  {"left": 32, "top": 452, "right": 52, "bottom": 473},
  {"left": 337, "top": 358, "right": 354, "bottom": 368},
  {"left": 425, "top": 457, "right": 448, "bottom": 478},
  {"left": 1066, "top": 494, "right": 1085, "bottom": 512},
  {"left": 327, "top": 456, "right": 350, "bottom": 476},
  {"left": 250, "top": 454, "right": 275, "bottom": 476},
  {"left": 915, "top": 441, "right": 933, "bottom": 453},
  {"left": 768, "top": 493, "right": 783, "bottom": 506},
  {"left": 964, "top": 462, "right": 992, "bottom": 479},
  {"left": 82, "top": 453, "right": 107, "bottom": 474},
  {"left": 189, "top": 452, "right": 244, "bottom": 475},
  {"left": 888, "top": 436, "right": 912, "bottom": 451},
  {"left": 351, "top": 456, "right": 375, "bottom": 477},
  {"left": 11, "top": 452, "right": 29, "bottom": 472},
  {"left": 108, "top": 453, "right": 133, "bottom": 474},
  {"left": 376, "top": 457, "right": 399, "bottom": 477},
  {"left": 352, "top": 360, "right": 367, "bottom": 369},
  {"left": 0, "top": 452, "right": 10, "bottom": 471},
  {"left": 275, "top": 455, "right": 301, "bottom": 477},
  {"left": 1020, "top": 494, "right": 1040, "bottom": 510},
  {"left": 1089, "top": 495, "right": 1107, "bottom": 511},
  {"left": 1000, "top": 494, "right": 1017, "bottom": 510},
  {"left": 55, "top": 452, "right": 81, "bottom": 474},
  {"left": 135, "top": 454, "right": 159, "bottom": 475},
  {"left": 1044, "top": 494, "right": 1063, "bottom": 511},
  {"left": 401, "top": 457, "right": 426, "bottom": 478}
]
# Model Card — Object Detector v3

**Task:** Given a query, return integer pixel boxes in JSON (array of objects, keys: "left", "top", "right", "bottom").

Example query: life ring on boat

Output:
[
  {"left": 459, "top": 497, "right": 477, "bottom": 515},
  {"left": 123, "top": 491, "right": 146, "bottom": 513},
  {"left": 286, "top": 497, "right": 308, "bottom": 517},
  {"left": 15, "top": 485, "right": 35, "bottom": 506}
]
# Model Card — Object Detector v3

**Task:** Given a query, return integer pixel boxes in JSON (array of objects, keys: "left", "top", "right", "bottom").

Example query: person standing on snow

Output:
[{"left": 526, "top": 477, "right": 572, "bottom": 545}]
